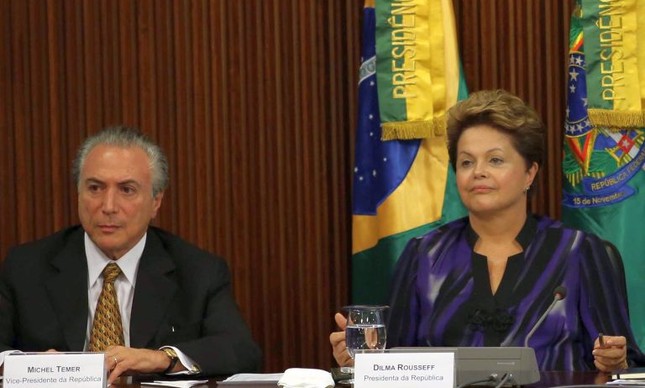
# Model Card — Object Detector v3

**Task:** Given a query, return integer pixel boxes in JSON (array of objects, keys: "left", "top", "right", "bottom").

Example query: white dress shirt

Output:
[
  {"left": 84, "top": 233, "right": 198, "bottom": 374},
  {"left": 85, "top": 233, "right": 144, "bottom": 349}
]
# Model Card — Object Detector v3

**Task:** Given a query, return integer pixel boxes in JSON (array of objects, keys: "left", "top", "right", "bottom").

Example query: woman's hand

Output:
[
  {"left": 593, "top": 335, "right": 628, "bottom": 372},
  {"left": 330, "top": 312, "right": 353, "bottom": 367}
]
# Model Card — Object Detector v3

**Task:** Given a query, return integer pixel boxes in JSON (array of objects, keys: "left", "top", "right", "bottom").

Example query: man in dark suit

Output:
[{"left": 0, "top": 126, "right": 261, "bottom": 383}]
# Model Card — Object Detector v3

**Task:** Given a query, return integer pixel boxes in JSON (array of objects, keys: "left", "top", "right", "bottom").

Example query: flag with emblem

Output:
[
  {"left": 562, "top": 0, "right": 645, "bottom": 347},
  {"left": 352, "top": 0, "right": 467, "bottom": 304}
]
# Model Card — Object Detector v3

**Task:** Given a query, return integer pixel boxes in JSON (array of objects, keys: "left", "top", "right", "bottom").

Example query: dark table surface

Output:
[{"left": 106, "top": 370, "right": 613, "bottom": 387}]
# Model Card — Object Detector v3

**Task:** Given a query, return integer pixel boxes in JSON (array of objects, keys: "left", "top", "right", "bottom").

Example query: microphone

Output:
[{"left": 523, "top": 286, "right": 567, "bottom": 348}]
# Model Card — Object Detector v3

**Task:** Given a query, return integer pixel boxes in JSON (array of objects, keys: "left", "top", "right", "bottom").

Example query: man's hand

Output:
[
  {"left": 593, "top": 335, "right": 628, "bottom": 372},
  {"left": 104, "top": 346, "right": 181, "bottom": 384},
  {"left": 330, "top": 312, "right": 353, "bottom": 367}
]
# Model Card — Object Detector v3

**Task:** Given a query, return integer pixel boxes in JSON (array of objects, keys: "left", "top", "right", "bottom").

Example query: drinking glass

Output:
[{"left": 338, "top": 305, "right": 388, "bottom": 385}]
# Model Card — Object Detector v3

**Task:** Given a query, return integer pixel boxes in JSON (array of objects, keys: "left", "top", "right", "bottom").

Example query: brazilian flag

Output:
[{"left": 352, "top": 0, "right": 467, "bottom": 304}]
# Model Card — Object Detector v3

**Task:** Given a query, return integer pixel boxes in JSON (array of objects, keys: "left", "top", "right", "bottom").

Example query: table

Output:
[
  {"left": 107, "top": 370, "right": 611, "bottom": 387},
  {"left": 529, "top": 370, "right": 610, "bottom": 387}
]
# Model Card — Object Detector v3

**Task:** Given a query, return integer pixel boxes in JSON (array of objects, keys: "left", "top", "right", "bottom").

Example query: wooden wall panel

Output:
[
  {"left": 0, "top": 0, "right": 361, "bottom": 372},
  {"left": 1, "top": 0, "right": 574, "bottom": 374},
  {"left": 454, "top": 0, "right": 574, "bottom": 217}
]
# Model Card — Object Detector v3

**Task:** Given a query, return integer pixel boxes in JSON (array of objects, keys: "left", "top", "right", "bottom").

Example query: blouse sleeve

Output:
[
  {"left": 579, "top": 235, "right": 645, "bottom": 367},
  {"left": 386, "top": 236, "right": 423, "bottom": 348}
]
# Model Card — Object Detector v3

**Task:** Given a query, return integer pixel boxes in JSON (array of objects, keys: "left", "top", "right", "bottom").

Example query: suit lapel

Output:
[
  {"left": 45, "top": 228, "right": 89, "bottom": 351},
  {"left": 130, "top": 230, "right": 177, "bottom": 348}
]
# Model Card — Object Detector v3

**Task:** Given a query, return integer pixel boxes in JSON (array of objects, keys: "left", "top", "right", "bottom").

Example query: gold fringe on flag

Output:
[
  {"left": 588, "top": 109, "right": 645, "bottom": 130},
  {"left": 381, "top": 116, "right": 446, "bottom": 140}
]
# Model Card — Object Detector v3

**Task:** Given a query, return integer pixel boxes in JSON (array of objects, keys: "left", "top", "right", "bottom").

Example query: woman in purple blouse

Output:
[{"left": 331, "top": 90, "right": 643, "bottom": 371}]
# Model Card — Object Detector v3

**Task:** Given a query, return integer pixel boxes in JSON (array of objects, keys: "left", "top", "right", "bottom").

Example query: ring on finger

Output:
[{"left": 113, "top": 356, "right": 118, "bottom": 367}]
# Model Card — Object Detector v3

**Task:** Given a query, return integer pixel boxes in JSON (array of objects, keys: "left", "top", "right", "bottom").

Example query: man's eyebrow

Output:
[
  {"left": 82, "top": 178, "right": 141, "bottom": 187},
  {"left": 117, "top": 179, "right": 141, "bottom": 187},
  {"left": 83, "top": 177, "right": 104, "bottom": 185}
]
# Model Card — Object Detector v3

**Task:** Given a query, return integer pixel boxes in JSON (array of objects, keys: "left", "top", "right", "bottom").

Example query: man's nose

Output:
[{"left": 101, "top": 188, "right": 118, "bottom": 213}]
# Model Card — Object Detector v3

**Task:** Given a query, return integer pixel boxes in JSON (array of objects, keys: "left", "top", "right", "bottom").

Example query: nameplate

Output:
[
  {"left": 4, "top": 352, "right": 106, "bottom": 388},
  {"left": 354, "top": 351, "right": 455, "bottom": 388}
]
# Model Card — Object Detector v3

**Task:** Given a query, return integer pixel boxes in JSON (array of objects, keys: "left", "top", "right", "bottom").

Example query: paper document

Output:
[
  {"left": 607, "top": 380, "right": 645, "bottom": 385},
  {"left": 219, "top": 373, "right": 283, "bottom": 384},
  {"left": 141, "top": 380, "right": 208, "bottom": 387}
]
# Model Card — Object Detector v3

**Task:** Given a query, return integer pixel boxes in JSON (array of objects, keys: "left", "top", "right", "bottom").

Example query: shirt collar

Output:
[{"left": 85, "top": 233, "right": 147, "bottom": 288}]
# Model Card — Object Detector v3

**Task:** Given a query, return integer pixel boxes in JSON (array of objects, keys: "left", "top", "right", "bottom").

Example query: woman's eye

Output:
[
  {"left": 460, "top": 160, "right": 473, "bottom": 168},
  {"left": 490, "top": 157, "right": 503, "bottom": 165}
]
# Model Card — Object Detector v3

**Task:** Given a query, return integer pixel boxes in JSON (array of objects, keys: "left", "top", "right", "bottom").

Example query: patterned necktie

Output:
[{"left": 89, "top": 263, "right": 124, "bottom": 351}]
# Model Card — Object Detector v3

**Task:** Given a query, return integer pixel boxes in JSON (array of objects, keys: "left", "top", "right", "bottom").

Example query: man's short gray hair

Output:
[{"left": 72, "top": 126, "right": 169, "bottom": 197}]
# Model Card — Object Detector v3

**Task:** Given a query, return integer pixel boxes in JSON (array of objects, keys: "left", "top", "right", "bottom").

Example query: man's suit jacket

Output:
[{"left": 0, "top": 225, "right": 261, "bottom": 375}]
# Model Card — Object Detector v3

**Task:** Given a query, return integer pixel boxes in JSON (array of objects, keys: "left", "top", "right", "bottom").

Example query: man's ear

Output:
[{"left": 151, "top": 191, "right": 164, "bottom": 218}]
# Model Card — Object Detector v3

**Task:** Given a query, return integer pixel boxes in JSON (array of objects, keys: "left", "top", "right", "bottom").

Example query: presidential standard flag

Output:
[
  {"left": 563, "top": 0, "right": 645, "bottom": 347},
  {"left": 352, "top": 0, "right": 467, "bottom": 304}
]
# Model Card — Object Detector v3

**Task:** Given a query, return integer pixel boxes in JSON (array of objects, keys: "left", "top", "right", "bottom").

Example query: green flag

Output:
[{"left": 563, "top": 0, "right": 645, "bottom": 347}]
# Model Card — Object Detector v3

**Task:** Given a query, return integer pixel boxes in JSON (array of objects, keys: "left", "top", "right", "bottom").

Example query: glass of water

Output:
[{"left": 338, "top": 305, "right": 388, "bottom": 384}]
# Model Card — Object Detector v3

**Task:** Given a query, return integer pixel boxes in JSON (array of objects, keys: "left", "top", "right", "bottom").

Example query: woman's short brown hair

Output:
[{"left": 446, "top": 89, "right": 545, "bottom": 172}]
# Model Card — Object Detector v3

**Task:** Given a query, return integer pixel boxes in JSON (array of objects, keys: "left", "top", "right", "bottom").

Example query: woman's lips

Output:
[{"left": 471, "top": 185, "right": 493, "bottom": 193}]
